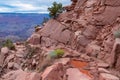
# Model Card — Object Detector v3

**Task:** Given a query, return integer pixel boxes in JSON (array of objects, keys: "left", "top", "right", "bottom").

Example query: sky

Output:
[{"left": 0, "top": 0, "right": 71, "bottom": 13}]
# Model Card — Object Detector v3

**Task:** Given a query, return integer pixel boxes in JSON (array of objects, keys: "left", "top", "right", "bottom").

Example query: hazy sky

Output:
[{"left": 0, "top": 0, "right": 71, "bottom": 13}]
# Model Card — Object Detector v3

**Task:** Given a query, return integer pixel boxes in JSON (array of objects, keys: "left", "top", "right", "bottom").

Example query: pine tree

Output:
[{"left": 48, "top": 2, "right": 63, "bottom": 18}]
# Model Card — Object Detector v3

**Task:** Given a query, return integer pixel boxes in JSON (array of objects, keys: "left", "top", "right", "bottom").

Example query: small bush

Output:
[
  {"left": 3, "top": 39, "right": 15, "bottom": 50},
  {"left": 49, "top": 51, "right": 58, "bottom": 58},
  {"left": 113, "top": 30, "right": 120, "bottom": 38},
  {"left": 54, "top": 49, "right": 64, "bottom": 57},
  {"left": 48, "top": 49, "right": 64, "bottom": 58}
]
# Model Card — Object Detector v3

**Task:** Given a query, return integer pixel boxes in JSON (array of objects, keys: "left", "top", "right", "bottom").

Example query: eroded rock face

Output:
[
  {"left": 40, "top": 19, "right": 72, "bottom": 44},
  {"left": 27, "top": 0, "right": 120, "bottom": 73},
  {"left": 28, "top": 19, "right": 73, "bottom": 47}
]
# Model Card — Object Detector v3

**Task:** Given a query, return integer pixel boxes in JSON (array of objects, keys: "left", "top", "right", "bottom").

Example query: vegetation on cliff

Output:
[
  {"left": 3, "top": 39, "right": 15, "bottom": 50},
  {"left": 48, "top": 2, "right": 63, "bottom": 18}
]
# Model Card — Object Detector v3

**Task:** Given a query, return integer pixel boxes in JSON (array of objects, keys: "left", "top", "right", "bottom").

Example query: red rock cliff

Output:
[{"left": 28, "top": 0, "right": 120, "bottom": 71}]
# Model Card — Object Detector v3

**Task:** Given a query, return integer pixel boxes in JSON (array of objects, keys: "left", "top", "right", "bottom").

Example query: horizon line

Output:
[{"left": 0, "top": 12, "right": 49, "bottom": 14}]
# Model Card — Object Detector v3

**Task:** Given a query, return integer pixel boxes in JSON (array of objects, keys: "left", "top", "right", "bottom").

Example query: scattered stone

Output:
[
  {"left": 14, "top": 63, "right": 21, "bottom": 69},
  {"left": 7, "top": 62, "right": 14, "bottom": 69},
  {"left": 2, "top": 70, "right": 41, "bottom": 80},
  {"left": 16, "top": 49, "right": 25, "bottom": 58},
  {"left": 97, "top": 62, "right": 109, "bottom": 68},
  {"left": 1, "top": 47, "right": 9, "bottom": 55},
  {"left": 80, "top": 54, "right": 91, "bottom": 61},
  {"left": 99, "top": 73, "right": 119, "bottom": 80},
  {"left": 6, "top": 54, "right": 15, "bottom": 62},
  {"left": 54, "top": 58, "right": 70, "bottom": 65},
  {"left": 98, "top": 68, "right": 110, "bottom": 73}
]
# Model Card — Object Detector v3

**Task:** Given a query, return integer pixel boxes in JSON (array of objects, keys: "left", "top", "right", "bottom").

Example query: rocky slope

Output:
[{"left": 0, "top": 0, "right": 120, "bottom": 80}]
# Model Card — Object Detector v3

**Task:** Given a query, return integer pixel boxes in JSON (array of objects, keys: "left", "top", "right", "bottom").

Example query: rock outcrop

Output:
[
  {"left": 1, "top": 0, "right": 120, "bottom": 80},
  {"left": 28, "top": 0, "right": 120, "bottom": 67}
]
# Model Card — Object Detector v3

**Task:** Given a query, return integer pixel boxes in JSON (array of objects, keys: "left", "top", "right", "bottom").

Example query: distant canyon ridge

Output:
[{"left": 0, "top": 13, "right": 49, "bottom": 42}]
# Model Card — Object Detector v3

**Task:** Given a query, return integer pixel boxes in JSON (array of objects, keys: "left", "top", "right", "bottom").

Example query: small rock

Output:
[
  {"left": 80, "top": 54, "right": 91, "bottom": 61},
  {"left": 99, "top": 73, "right": 119, "bottom": 80},
  {"left": 97, "top": 62, "right": 109, "bottom": 68},
  {"left": 98, "top": 68, "right": 110, "bottom": 73},
  {"left": 14, "top": 63, "right": 21, "bottom": 69},
  {"left": 16, "top": 49, "right": 26, "bottom": 58},
  {"left": 55, "top": 58, "right": 70, "bottom": 65},
  {"left": 89, "top": 62, "right": 97, "bottom": 67},
  {"left": 6, "top": 54, "right": 15, "bottom": 62},
  {"left": 1, "top": 47, "right": 9, "bottom": 55},
  {"left": 7, "top": 62, "right": 14, "bottom": 69},
  {"left": 32, "top": 59, "right": 36, "bottom": 66}
]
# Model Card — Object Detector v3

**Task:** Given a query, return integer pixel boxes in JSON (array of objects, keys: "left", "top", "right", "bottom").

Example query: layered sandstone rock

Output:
[{"left": 25, "top": 0, "right": 120, "bottom": 79}]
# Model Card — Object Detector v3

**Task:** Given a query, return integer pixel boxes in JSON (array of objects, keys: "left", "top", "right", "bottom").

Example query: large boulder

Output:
[
  {"left": 86, "top": 42, "right": 101, "bottom": 57},
  {"left": 27, "top": 33, "right": 40, "bottom": 45},
  {"left": 41, "top": 63, "right": 65, "bottom": 80},
  {"left": 83, "top": 25, "right": 98, "bottom": 39},
  {"left": 66, "top": 68, "right": 91, "bottom": 80},
  {"left": 40, "top": 19, "right": 72, "bottom": 44},
  {"left": 1, "top": 47, "right": 9, "bottom": 55}
]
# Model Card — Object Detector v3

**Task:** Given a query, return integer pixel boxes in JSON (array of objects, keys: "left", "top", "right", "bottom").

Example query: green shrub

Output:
[
  {"left": 54, "top": 49, "right": 64, "bottom": 57},
  {"left": 48, "top": 49, "right": 64, "bottom": 58},
  {"left": 48, "top": 2, "right": 63, "bottom": 18},
  {"left": 49, "top": 50, "right": 58, "bottom": 58},
  {"left": 3, "top": 39, "right": 15, "bottom": 50},
  {"left": 113, "top": 30, "right": 120, "bottom": 38}
]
